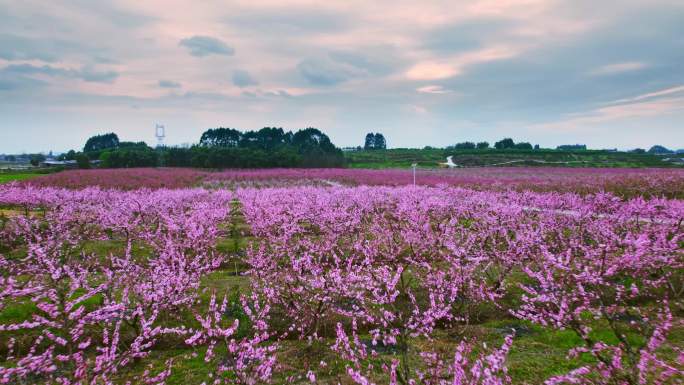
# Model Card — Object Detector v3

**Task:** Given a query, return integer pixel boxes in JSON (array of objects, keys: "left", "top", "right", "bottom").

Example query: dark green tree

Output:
[
  {"left": 57, "top": 150, "right": 77, "bottom": 161},
  {"left": 29, "top": 154, "right": 46, "bottom": 166},
  {"left": 99, "top": 148, "right": 158, "bottom": 168},
  {"left": 293, "top": 128, "right": 335, "bottom": 152},
  {"left": 199, "top": 128, "right": 242, "bottom": 147},
  {"left": 119, "top": 141, "right": 149, "bottom": 149},
  {"left": 84, "top": 133, "right": 119, "bottom": 152},
  {"left": 494, "top": 138, "right": 515, "bottom": 149},
  {"left": 454, "top": 142, "right": 476, "bottom": 150},
  {"left": 556, "top": 144, "right": 587, "bottom": 151},
  {"left": 513, "top": 142, "right": 533, "bottom": 150},
  {"left": 476, "top": 142, "right": 489, "bottom": 149},
  {"left": 255, "top": 127, "right": 289, "bottom": 150},
  {"left": 364, "top": 133, "right": 375, "bottom": 150},
  {"left": 75, "top": 153, "right": 91, "bottom": 169},
  {"left": 161, "top": 147, "right": 194, "bottom": 167},
  {"left": 647, "top": 145, "right": 673, "bottom": 154},
  {"left": 373, "top": 133, "right": 387, "bottom": 149}
]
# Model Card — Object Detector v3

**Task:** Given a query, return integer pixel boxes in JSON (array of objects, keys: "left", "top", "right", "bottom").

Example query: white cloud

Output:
[
  {"left": 590, "top": 62, "right": 647, "bottom": 76},
  {"left": 1, "top": 0, "right": 684, "bottom": 151},
  {"left": 607, "top": 85, "right": 684, "bottom": 105},
  {"left": 532, "top": 95, "right": 684, "bottom": 132},
  {"left": 416, "top": 85, "right": 451, "bottom": 94},
  {"left": 406, "top": 62, "right": 458, "bottom": 80}
]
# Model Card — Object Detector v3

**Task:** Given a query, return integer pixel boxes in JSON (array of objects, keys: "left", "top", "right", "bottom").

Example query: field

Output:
[
  {"left": 344, "top": 148, "right": 683, "bottom": 169},
  {"left": 0, "top": 172, "right": 41, "bottom": 184},
  {"left": 16, "top": 167, "right": 684, "bottom": 198},
  {"left": 0, "top": 168, "right": 682, "bottom": 384}
]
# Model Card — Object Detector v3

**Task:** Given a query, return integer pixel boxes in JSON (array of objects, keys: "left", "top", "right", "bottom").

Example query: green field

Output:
[
  {"left": 0, "top": 172, "right": 41, "bottom": 184},
  {"left": 344, "top": 148, "right": 682, "bottom": 169}
]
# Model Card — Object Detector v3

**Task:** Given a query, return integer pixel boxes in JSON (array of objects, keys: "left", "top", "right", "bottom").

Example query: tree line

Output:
[
  {"left": 51, "top": 129, "right": 678, "bottom": 170},
  {"left": 447, "top": 138, "right": 537, "bottom": 150},
  {"left": 64, "top": 127, "right": 346, "bottom": 169}
]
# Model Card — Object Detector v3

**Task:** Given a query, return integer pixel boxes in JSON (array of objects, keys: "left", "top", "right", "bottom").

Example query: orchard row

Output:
[{"left": 0, "top": 184, "right": 682, "bottom": 384}]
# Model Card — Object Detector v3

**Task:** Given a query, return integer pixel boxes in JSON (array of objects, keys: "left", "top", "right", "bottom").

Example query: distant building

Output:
[{"left": 40, "top": 160, "right": 78, "bottom": 168}]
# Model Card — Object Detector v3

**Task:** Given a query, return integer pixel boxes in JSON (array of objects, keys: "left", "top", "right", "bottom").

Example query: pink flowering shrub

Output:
[
  {"left": 20, "top": 167, "right": 684, "bottom": 199},
  {"left": 1, "top": 183, "right": 682, "bottom": 384},
  {"left": 238, "top": 185, "right": 683, "bottom": 383},
  {"left": 0, "top": 186, "right": 276, "bottom": 384}
]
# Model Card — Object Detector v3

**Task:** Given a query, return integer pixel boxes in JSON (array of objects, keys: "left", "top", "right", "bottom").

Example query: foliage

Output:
[
  {"left": 200, "top": 128, "right": 242, "bottom": 147},
  {"left": 648, "top": 145, "right": 673, "bottom": 154},
  {"left": 161, "top": 127, "right": 345, "bottom": 169},
  {"left": 494, "top": 138, "right": 515, "bottom": 150},
  {"left": 451, "top": 141, "right": 476, "bottom": 150},
  {"left": 119, "top": 141, "right": 150, "bottom": 149},
  {"left": 75, "top": 153, "right": 91, "bottom": 169},
  {"left": 29, "top": 153, "right": 46, "bottom": 166},
  {"left": 345, "top": 147, "right": 680, "bottom": 169},
  {"left": 99, "top": 147, "right": 158, "bottom": 168},
  {"left": 364, "top": 132, "right": 387, "bottom": 150},
  {"left": 57, "top": 150, "right": 77, "bottom": 161},
  {"left": 83, "top": 133, "right": 120, "bottom": 153},
  {"left": 557, "top": 144, "right": 587, "bottom": 151},
  {"left": 513, "top": 142, "right": 533, "bottom": 150}
]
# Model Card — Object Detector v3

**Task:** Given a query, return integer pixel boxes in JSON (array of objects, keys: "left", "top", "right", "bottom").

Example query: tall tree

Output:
[
  {"left": 513, "top": 142, "right": 533, "bottom": 150},
  {"left": 453, "top": 142, "right": 476, "bottom": 150},
  {"left": 84, "top": 133, "right": 119, "bottom": 152},
  {"left": 364, "top": 133, "right": 375, "bottom": 150},
  {"left": 373, "top": 133, "right": 387, "bottom": 149},
  {"left": 199, "top": 128, "right": 241, "bottom": 147},
  {"left": 293, "top": 127, "right": 335, "bottom": 153},
  {"left": 647, "top": 145, "right": 673, "bottom": 154},
  {"left": 494, "top": 138, "right": 515, "bottom": 149},
  {"left": 255, "top": 127, "right": 288, "bottom": 150}
]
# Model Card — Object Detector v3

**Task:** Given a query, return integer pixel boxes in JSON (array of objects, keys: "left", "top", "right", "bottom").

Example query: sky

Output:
[{"left": 1, "top": 0, "right": 683, "bottom": 153}]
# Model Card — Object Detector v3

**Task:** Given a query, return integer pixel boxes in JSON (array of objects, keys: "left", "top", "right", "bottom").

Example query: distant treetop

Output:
[
  {"left": 364, "top": 132, "right": 387, "bottom": 150},
  {"left": 556, "top": 144, "right": 587, "bottom": 151},
  {"left": 647, "top": 145, "right": 673, "bottom": 154},
  {"left": 494, "top": 138, "right": 515, "bottom": 150},
  {"left": 84, "top": 133, "right": 119, "bottom": 153}
]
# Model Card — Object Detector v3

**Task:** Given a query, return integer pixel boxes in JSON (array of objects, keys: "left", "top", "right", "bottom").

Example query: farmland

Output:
[
  {"left": 15, "top": 167, "right": 684, "bottom": 198},
  {"left": 344, "top": 148, "right": 683, "bottom": 169},
  {"left": 0, "top": 169, "right": 682, "bottom": 384},
  {"left": 0, "top": 171, "right": 42, "bottom": 184}
]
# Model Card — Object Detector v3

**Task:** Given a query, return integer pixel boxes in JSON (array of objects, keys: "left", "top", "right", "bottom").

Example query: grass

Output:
[{"left": 0, "top": 172, "right": 41, "bottom": 184}]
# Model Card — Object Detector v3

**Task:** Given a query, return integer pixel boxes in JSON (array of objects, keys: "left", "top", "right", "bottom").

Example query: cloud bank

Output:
[{"left": 0, "top": 0, "right": 683, "bottom": 153}]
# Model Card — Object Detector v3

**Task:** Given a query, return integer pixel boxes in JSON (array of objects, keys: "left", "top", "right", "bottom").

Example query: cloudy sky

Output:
[{"left": 1, "top": 0, "right": 683, "bottom": 153}]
